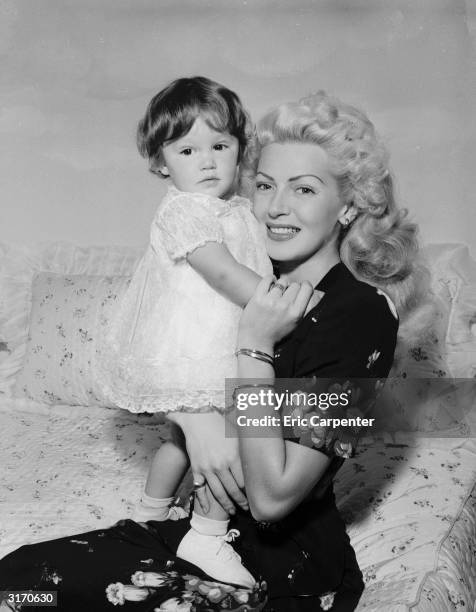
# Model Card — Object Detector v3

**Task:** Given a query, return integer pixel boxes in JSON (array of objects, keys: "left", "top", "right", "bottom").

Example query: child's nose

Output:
[{"left": 200, "top": 151, "right": 217, "bottom": 170}]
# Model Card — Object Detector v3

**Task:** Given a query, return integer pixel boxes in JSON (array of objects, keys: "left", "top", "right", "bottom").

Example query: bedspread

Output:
[
  {"left": 0, "top": 396, "right": 475, "bottom": 611},
  {"left": 335, "top": 437, "right": 476, "bottom": 610},
  {"left": 0, "top": 396, "right": 170, "bottom": 559}
]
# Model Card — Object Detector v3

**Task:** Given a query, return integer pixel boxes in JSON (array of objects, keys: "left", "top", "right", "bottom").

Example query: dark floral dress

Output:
[{"left": 0, "top": 263, "right": 398, "bottom": 612}]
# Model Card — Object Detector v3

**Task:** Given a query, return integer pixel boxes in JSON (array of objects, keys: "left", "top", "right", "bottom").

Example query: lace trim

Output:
[{"left": 94, "top": 363, "right": 227, "bottom": 414}]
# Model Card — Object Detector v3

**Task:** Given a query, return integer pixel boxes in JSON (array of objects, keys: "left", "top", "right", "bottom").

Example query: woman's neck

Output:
[{"left": 277, "top": 246, "right": 341, "bottom": 287}]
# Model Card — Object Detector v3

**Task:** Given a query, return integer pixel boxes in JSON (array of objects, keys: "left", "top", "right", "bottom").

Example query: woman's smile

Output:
[{"left": 266, "top": 223, "right": 301, "bottom": 240}]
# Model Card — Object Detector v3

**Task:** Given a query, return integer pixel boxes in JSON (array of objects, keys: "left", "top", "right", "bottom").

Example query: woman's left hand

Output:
[{"left": 237, "top": 275, "right": 314, "bottom": 350}]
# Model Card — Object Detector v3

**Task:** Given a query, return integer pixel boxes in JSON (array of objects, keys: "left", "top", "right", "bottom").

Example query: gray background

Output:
[{"left": 1, "top": 0, "right": 475, "bottom": 252}]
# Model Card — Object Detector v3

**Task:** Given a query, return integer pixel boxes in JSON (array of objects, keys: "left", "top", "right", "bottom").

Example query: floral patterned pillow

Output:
[
  {"left": 382, "top": 278, "right": 470, "bottom": 436},
  {"left": 14, "top": 273, "right": 131, "bottom": 407}
]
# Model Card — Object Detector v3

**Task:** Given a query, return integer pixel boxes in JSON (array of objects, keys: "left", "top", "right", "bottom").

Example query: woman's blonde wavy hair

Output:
[{"left": 256, "top": 91, "right": 429, "bottom": 322}]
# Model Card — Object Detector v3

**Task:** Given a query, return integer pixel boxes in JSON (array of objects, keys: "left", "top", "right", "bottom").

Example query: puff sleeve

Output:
[{"left": 155, "top": 193, "right": 224, "bottom": 261}]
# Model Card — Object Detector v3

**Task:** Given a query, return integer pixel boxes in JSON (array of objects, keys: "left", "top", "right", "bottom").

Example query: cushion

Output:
[
  {"left": 14, "top": 273, "right": 131, "bottom": 407},
  {"left": 389, "top": 243, "right": 476, "bottom": 382},
  {"left": 0, "top": 242, "right": 141, "bottom": 396},
  {"left": 424, "top": 243, "right": 476, "bottom": 378},
  {"left": 374, "top": 244, "right": 476, "bottom": 438}
]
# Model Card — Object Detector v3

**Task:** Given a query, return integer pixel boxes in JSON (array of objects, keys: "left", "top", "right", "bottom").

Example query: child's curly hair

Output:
[
  {"left": 256, "top": 91, "right": 428, "bottom": 320},
  {"left": 136, "top": 76, "right": 256, "bottom": 195}
]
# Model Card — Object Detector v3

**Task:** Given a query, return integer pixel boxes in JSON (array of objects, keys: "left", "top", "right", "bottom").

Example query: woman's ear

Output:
[
  {"left": 339, "top": 204, "right": 358, "bottom": 227},
  {"left": 160, "top": 165, "right": 170, "bottom": 177}
]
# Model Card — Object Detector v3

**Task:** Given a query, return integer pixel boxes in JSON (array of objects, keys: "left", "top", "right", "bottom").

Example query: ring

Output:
[
  {"left": 270, "top": 282, "right": 287, "bottom": 295},
  {"left": 193, "top": 477, "right": 206, "bottom": 491}
]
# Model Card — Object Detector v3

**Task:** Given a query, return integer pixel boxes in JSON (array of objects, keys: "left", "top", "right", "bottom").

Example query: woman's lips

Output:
[{"left": 266, "top": 225, "right": 300, "bottom": 241}]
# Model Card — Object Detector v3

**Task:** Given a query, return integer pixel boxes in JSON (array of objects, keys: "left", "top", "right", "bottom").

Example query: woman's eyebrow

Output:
[
  {"left": 289, "top": 174, "right": 325, "bottom": 185},
  {"left": 256, "top": 171, "right": 275, "bottom": 181}
]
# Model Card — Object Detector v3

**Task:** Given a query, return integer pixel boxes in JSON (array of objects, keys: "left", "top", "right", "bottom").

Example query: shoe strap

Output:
[
  {"left": 223, "top": 528, "right": 240, "bottom": 543},
  {"left": 167, "top": 505, "right": 186, "bottom": 519}
]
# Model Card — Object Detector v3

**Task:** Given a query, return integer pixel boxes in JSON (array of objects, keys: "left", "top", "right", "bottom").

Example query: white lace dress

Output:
[{"left": 96, "top": 186, "right": 272, "bottom": 413}]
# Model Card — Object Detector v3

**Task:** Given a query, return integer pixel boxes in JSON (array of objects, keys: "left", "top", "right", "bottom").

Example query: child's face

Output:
[{"left": 161, "top": 116, "right": 240, "bottom": 199}]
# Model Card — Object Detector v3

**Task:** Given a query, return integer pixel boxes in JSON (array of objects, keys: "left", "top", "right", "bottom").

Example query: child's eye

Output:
[
  {"left": 296, "top": 186, "right": 316, "bottom": 195},
  {"left": 180, "top": 148, "right": 193, "bottom": 156},
  {"left": 213, "top": 144, "right": 228, "bottom": 151},
  {"left": 256, "top": 182, "right": 272, "bottom": 192}
]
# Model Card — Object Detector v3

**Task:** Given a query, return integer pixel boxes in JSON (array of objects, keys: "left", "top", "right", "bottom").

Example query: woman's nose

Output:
[{"left": 268, "top": 189, "right": 289, "bottom": 216}]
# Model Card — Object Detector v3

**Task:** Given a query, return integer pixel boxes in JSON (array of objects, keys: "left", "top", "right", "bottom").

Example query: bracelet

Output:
[{"left": 235, "top": 348, "right": 274, "bottom": 367}]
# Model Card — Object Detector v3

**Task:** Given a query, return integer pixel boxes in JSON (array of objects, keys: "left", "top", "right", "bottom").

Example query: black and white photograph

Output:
[{"left": 0, "top": 1, "right": 475, "bottom": 610}]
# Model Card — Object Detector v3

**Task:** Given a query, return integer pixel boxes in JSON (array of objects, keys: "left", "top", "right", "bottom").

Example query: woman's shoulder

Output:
[{"left": 321, "top": 263, "right": 398, "bottom": 323}]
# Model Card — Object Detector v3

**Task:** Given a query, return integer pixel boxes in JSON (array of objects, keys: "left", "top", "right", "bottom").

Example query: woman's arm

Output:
[
  {"left": 234, "top": 277, "right": 329, "bottom": 522},
  {"left": 236, "top": 352, "right": 331, "bottom": 522},
  {"left": 237, "top": 278, "right": 399, "bottom": 522},
  {"left": 187, "top": 242, "right": 261, "bottom": 307}
]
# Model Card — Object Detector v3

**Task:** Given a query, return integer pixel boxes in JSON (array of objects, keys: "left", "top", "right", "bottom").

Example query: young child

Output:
[{"left": 96, "top": 76, "right": 272, "bottom": 588}]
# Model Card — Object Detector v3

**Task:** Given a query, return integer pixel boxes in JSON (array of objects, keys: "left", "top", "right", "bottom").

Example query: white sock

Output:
[
  {"left": 133, "top": 494, "right": 175, "bottom": 522},
  {"left": 189, "top": 511, "right": 229, "bottom": 536}
]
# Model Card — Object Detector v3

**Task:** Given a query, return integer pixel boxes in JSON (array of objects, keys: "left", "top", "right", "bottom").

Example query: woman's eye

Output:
[
  {"left": 256, "top": 182, "right": 272, "bottom": 192},
  {"left": 296, "top": 186, "right": 316, "bottom": 195},
  {"left": 180, "top": 148, "right": 192, "bottom": 156},
  {"left": 214, "top": 144, "right": 227, "bottom": 151}
]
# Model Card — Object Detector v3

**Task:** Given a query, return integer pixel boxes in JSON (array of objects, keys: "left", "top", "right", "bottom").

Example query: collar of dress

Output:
[
  {"left": 168, "top": 185, "right": 247, "bottom": 214},
  {"left": 315, "top": 262, "right": 353, "bottom": 292}
]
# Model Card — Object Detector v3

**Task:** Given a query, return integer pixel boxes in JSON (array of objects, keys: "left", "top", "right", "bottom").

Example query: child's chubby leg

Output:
[{"left": 133, "top": 423, "right": 190, "bottom": 523}]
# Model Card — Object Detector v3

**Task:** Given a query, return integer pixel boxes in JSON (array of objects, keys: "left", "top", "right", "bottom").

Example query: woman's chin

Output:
[{"left": 265, "top": 239, "right": 300, "bottom": 262}]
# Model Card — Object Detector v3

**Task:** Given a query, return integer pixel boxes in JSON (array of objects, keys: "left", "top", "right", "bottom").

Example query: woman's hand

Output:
[
  {"left": 237, "top": 275, "right": 314, "bottom": 350},
  {"left": 166, "top": 411, "right": 248, "bottom": 515}
]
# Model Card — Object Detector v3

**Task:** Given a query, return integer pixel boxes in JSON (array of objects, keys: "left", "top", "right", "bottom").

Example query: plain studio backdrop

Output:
[{"left": 0, "top": 0, "right": 475, "bottom": 253}]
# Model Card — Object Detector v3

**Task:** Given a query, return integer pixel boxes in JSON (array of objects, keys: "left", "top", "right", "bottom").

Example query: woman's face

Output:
[{"left": 253, "top": 142, "right": 348, "bottom": 274}]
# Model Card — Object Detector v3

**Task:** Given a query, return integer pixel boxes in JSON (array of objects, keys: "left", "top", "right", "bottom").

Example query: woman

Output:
[{"left": 0, "top": 92, "right": 417, "bottom": 611}]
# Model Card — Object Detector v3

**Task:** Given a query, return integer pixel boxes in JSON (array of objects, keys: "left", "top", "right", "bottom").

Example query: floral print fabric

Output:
[
  {"left": 14, "top": 272, "right": 131, "bottom": 407},
  {"left": 335, "top": 437, "right": 476, "bottom": 610},
  {"left": 0, "top": 396, "right": 475, "bottom": 610},
  {"left": 106, "top": 567, "right": 267, "bottom": 611}
]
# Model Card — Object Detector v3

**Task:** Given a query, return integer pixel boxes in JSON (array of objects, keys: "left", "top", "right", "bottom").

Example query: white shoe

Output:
[{"left": 176, "top": 528, "right": 256, "bottom": 588}]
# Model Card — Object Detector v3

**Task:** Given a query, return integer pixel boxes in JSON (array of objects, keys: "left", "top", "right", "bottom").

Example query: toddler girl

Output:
[{"left": 97, "top": 76, "right": 271, "bottom": 588}]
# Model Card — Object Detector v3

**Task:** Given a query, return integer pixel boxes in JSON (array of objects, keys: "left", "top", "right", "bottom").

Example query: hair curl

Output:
[
  {"left": 256, "top": 91, "right": 428, "bottom": 320},
  {"left": 136, "top": 76, "right": 256, "bottom": 195}
]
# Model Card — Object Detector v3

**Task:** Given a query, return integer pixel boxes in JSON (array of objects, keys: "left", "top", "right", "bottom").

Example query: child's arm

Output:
[{"left": 187, "top": 242, "right": 262, "bottom": 307}]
